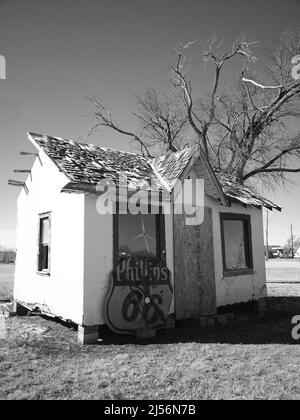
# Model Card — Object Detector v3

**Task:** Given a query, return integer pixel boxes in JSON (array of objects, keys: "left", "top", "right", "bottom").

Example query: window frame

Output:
[
  {"left": 220, "top": 213, "right": 254, "bottom": 277},
  {"left": 37, "top": 212, "right": 51, "bottom": 275},
  {"left": 113, "top": 212, "right": 166, "bottom": 266}
]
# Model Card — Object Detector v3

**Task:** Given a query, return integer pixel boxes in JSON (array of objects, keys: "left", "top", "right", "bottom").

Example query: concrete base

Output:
[
  {"left": 214, "top": 314, "right": 229, "bottom": 326},
  {"left": 196, "top": 315, "right": 216, "bottom": 328},
  {"left": 136, "top": 328, "right": 156, "bottom": 339},
  {"left": 195, "top": 313, "right": 237, "bottom": 328},
  {"left": 198, "top": 316, "right": 209, "bottom": 328},
  {"left": 206, "top": 317, "right": 216, "bottom": 327},
  {"left": 257, "top": 298, "right": 267, "bottom": 315},
  {"left": 165, "top": 315, "right": 176, "bottom": 329},
  {"left": 78, "top": 325, "right": 99, "bottom": 344},
  {"left": 0, "top": 301, "right": 17, "bottom": 317}
]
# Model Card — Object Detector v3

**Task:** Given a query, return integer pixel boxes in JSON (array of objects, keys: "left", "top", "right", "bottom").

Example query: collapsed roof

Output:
[{"left": 28, "top": 132, "right": 281, "bottom": 211}]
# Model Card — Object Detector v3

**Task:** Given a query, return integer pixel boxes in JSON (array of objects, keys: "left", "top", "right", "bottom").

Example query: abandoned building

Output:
[{"left": 13, "top": 132, "right": 281, "bottom": 343}]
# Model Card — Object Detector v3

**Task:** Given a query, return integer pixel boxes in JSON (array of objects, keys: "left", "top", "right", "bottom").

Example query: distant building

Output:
[{"left": 265, "top": 245, "right": 284, "bottom": 259}]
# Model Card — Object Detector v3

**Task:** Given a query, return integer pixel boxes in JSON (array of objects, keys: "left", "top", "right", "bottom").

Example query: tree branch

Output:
[
  {"left": 87, "top": 97, "right": 152, "bottom": 157},
  {"left": 242, "top": 77, "right": 283, "bottom": 90}
]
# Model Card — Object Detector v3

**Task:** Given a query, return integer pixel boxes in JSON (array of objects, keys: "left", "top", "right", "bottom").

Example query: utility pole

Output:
[
  {"left": 291, "top": 224, "right": 294, "bottom": 259},
  {"left": 266, "top": 211, "right": 269, "bottom": 261}
]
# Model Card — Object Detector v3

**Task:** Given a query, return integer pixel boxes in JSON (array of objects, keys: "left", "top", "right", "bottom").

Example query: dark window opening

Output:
[
  {"left": 115, "top": 213, "right": 165, "bottom": 261},
  {"left": 220, "top": 213, "right": 253, "bottom": 276},
  {"left": 38, "top": 214, "right": 51, "bottom": 273}
]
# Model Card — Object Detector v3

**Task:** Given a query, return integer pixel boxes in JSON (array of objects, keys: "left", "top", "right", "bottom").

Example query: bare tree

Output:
[
  {"left": 284, "top": 235, "right": 300, "bottom": 255},
  {"left": 86, "top": 97, "right": 152, "bottom": 157},
  {"left": 87, "top": 89, "right": 188, "bottom": 157},
  {"left": 87, "top": 29, "right": 300, "bottom": 187},
  {"left": 170, "top": 31, "right": 300, "bottom": 185},
  {"left": 134, "top": 89, "right": 188, "bottom": 153}
]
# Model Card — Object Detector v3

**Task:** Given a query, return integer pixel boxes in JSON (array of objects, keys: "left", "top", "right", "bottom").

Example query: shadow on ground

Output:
[
  {"left": 97, "top": 314, "right": 298, "bottom": 346},
  {"left": 95, "top": 297, "right": 300, "bottom": 346},
  {"left": 4, "top": 297, "right": 300, "bottom": 348}
]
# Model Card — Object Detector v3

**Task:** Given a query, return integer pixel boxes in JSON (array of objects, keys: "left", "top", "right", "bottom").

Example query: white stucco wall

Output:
[
  {"left": 14, "top": 152, "right": 85, "bottom": 325},
  {"left": 82, "top": 194, "right": 174, "bottom": 326},
  {"left": 205, "top": 195, "right": 267, "bottom": 307},
  {"left": 83, "top": 196, "right": 113, "bottom": 326}
]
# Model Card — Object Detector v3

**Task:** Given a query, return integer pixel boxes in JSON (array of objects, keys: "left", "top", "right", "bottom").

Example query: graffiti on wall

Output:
[{"left": 105, "top": 256, "right": 173, "bottom": 335}]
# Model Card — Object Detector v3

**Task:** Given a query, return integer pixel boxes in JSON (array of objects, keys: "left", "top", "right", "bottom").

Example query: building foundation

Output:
[{"left": 78, "top": 325, "right": 99, "bottom": 344}]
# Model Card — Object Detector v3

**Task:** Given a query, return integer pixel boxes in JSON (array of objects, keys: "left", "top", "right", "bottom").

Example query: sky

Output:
[{"left": 0, "top": 0, "right": 300, "bottom": 249}]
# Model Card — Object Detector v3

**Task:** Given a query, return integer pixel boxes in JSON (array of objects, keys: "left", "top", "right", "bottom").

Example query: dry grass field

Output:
[
  {"left": 0, "top": 261, "right": 300, "bottom": 400},
  {"left": 266, "top": 259, "right": 300, "bottom": 297},
  {"left": 0, "top": 264, "right": 14, "bottom": 301},
  {"left": 0, "top": 314, "right": 299, "bottom": 400}
]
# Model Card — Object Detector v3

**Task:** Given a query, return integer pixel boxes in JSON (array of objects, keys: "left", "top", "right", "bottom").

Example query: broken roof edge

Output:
[
  {"left": 27, "top": 132, "right": 74, "bottom": 182},
  {"left": 151, "top": 144, "right": 229, "bottom": 207},
  {"left": 28, "top": 131, "right": 141, "bottom": 155},
  {"left": 216, "top": 171, "right": 282, "bottom": 212},
  {"left": 61, "top": 181, "right": 167, "bottom": 195},
  {"left": 27, "top": 132, "right": 281, "bottom": 211},
  {"left": 226, "top": 195, "right": 282, "bottom": 212}
]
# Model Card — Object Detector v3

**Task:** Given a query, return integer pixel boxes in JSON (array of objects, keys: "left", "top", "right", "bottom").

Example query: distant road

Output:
[
  {"left": 266, "top": 259, "right": 300, "bottom": 283},
  {"left": 266, "top": 259, "right": 300, "bottom": 297}
]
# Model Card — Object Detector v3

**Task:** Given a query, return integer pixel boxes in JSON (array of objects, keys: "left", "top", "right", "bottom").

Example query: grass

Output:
[
  {"left": 266, "top": 259, "right": 300, "bottom": 297},
  {"left": 1, "top": 261, "right": 300, "bottom": 400},
  {"left": 267, "top": 283, "right": 300, "bottom": 297},
  {"left": 0, "top": 313, "right": 300, "bottom": 400},
  {"left": 0, "top": 264, "right": 14, "bottom": 300},
  {"left": 266, "top": 259, "right": 300, "bottom": 283}
]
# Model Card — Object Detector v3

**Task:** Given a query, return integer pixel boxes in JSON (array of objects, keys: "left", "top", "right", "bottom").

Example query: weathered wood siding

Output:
[
  {"left": 174, "top": 207, "right": 217, "bottom": 319},
  {"left": 193, "top": 160, "right": 220, "bottom": 201}
]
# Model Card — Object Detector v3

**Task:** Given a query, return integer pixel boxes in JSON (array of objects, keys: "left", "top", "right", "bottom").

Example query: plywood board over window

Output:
[{"left": 174, "top": 207, "right": 217, "bottom": 320}]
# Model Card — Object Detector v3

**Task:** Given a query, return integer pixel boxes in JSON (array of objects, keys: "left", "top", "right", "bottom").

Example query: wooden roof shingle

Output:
[{"left": 28, "top": 132, "right": 281, "bottom": 211}]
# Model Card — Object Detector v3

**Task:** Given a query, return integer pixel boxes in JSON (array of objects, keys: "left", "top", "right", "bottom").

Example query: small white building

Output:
[{"left": 13, "top": 133, "right": 280, "bottom": 343}]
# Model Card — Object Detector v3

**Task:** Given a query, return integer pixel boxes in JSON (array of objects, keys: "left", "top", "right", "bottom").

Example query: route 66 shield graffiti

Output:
[{"left": 105, "top": 256, "right": 173, "bottom": 335}]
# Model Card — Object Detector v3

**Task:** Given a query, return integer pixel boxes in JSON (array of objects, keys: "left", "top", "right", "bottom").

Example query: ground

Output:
[
  {"left": 266, "top": 259, "right": 300, "bottom": 297},
  {"left": 0, "top": 313, "right": 300, "bottom": 400},
  {"left": 0, "top": 264, "right": 14, "bottom": 300},
  {"left": 0, "top": 262, "right": 300, "bottom": 400}
]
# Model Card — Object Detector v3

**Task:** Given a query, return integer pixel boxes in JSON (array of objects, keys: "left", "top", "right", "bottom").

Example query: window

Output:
[
  {"left": 38, "top": 213, "right": 51, "bottom": 273},
  {"left": 220, "top": 213, "right": 253, "bottom": 276},
  {"left": 115, "top": 213, "right": 165, "bottom": 260}
]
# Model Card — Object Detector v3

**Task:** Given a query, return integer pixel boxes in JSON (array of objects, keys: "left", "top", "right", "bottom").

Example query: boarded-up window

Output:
[
  {"left": 220, "top": 214, "right": 253, "bottom": 275},
  {"left": 38, "top": 213, "right": 51, "bottom": 273}
]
